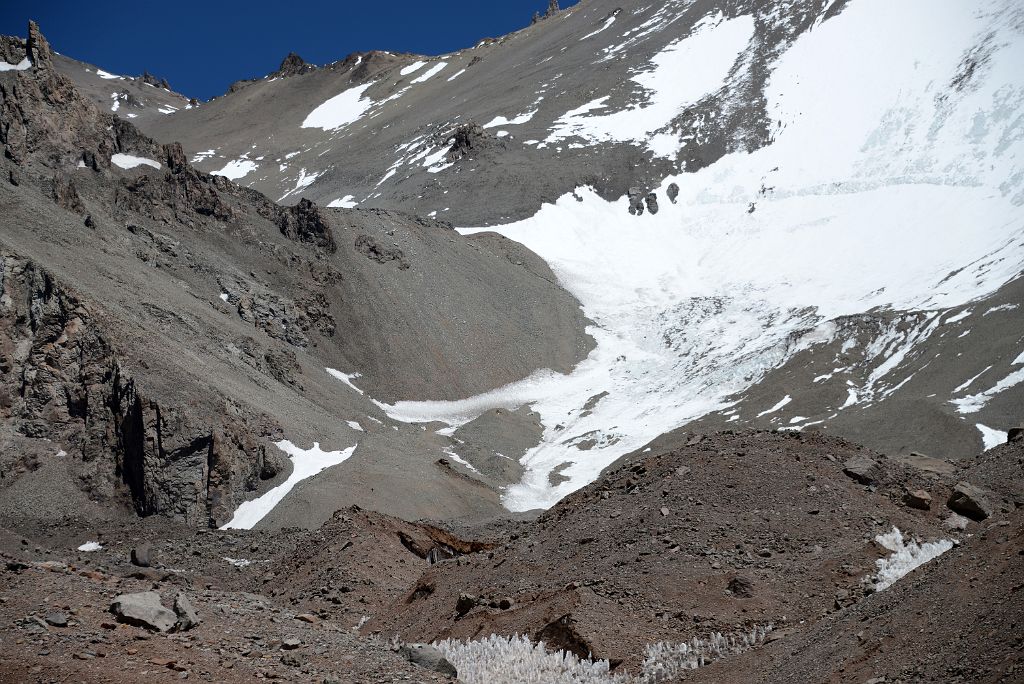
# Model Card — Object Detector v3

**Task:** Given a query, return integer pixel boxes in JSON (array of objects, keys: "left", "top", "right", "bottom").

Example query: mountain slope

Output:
[{"left": 0, "top": 22, "right": 590, "bottom": 528}]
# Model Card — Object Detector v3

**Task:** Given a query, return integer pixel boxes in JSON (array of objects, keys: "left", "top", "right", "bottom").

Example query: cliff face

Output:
[{"left": 0, "top": 254, "right": 286, "bottom": 527}]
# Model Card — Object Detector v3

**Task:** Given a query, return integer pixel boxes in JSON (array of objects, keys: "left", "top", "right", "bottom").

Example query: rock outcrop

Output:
[
  {"left": 0, "top": 254, "right": 283, "bottom": 526},
  {"left": 272, "top": 53, "right": 315, "bottom": 78}
]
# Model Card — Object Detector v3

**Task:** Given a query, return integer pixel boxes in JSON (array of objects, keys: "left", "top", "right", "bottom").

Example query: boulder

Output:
[
  {"left": 645, "top": 192, "right": 660, "bottom": 215},
  {"left": 44, "top": 612, "right": 68, "bottom": 627},
  {"left": 110, "top": 592, "right": 176, "bottom": 632},
  {"left": 728, "top": 575, "right": 754, "bottom": 598},
  {"left": 1007, "top": 426, "right": 1023, "bottom": 443},
  {"left": 627, "top": 187, "right": 645, "bottom": 215},
  {"left": 173, "top": 592, "right": 200, "bottom": 631},
  {"left": 947, "top": 482, "right": 992, "bottom": 521},
  {"left": 455, "top": 593, "right": 477, "bottom": 616},
  {"left": 130, "top": 544, "right": 152, "bottom": 568},
  {"left": 842, "top": 455, "right": 879, "bottom": 485},
  {"left": 903, "top": 488, "right": 931, "bottom": 510},
  {"left": 667, "top": 182, "right": 680, "bottom": 204},
  {"left": 399, "top": 643, "right": 458, "bottom": 678}
]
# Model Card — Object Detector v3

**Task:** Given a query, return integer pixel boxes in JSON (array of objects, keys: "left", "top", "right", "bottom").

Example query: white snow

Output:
[
  {"left": 279, "top": 168, "right": 323, "bottom": 201},
  {"left": 484, "top": 110, "right": 537, "bottom": 129},
  {"left": 346, "top": 420, "right": 364, "bottom": 432},
  {"left": 872, "top": 527, "right": 953, "bottom": 591},
  {"left": 366, "top": 0, "right": 1024, "bottom": 512},
  {"left": 443, "top": 447, "right": 479, "bottom": 473},
  {"left": 976, "top": 423, "right": 1007, "bottom": 450},
  {"left": 580, "top": 14, "right": 617, "bottom": 41},
  {"left": 952, "top": 367, "right": 1024, "bottom": 414},
  {"left": 328, "top": 195, "right": 358, "bottom": 208},
  {"left": 952, "top": 365, "right": 992, "bottom": 394},
  {"left": 546, "top": 13, "right": 754, "bottom": 157},
  {"left": 220, "top": 440, "right": 357, "bottom": 530},
  {"left": 410, "top": 61, "right": 447, "bottom": 84},
  {"left": 302, "top": 82, "right": 375, "bottom": 131},
  {"left": 213, "top": 159, "right": 258, "bottom": 180},
  {"left": 400, "top": 60, "right": 426, "bottom": 76},
  {"left": 111, "top": 153, "right": 161, "bottom": 170},
  {"left": 944, "top": 309, "right": 972, "bottom": 324},
  {"left": 447, "top": 68, "right": 467, "bottom": 82},
  {"left": 0, "top": 57, "right": 31, "bottom": 72},
  {"left": 96, "top": 68, "right": 122, "bottom": 80},
  {"left": 219, "top": 293, "right": 229, "bottom": 302},
  {"left": 191, "top": 149, "right": 216, "bottom": 163},
  {"left": 77, "top": 541, "right": 102, "bottom": 552},
  {"left": 984, "top": 303, "right": 1019, "bottom": 315},
  {"left": 756, "top": 396, "right": 792, "bottom": 418},
  {"left": 326, "top": 368, "right": 365, "bottom": 395}
]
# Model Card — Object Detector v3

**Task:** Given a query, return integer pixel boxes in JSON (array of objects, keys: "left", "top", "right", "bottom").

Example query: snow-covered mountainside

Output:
[
  {"left": 16, "top": 0, "right": 1024, "bottom": 520},
  {"left": 63, "top": 0, "right": 1022, "bottom": 511}
]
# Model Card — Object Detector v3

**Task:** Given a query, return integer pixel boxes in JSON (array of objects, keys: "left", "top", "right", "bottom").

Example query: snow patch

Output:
[
  {"left": 546, "top": 14, "right": 754, "bottom": 157},
  {"left": 976, "top": 423, "right": 1007, "bottom": 450},
  {"left": 484, "top": 110, "right": 537, "bottom": 129},
  {"left": 213, "top": 159, "right": 258, "bottom": 180},
  {"left": 411, "top": 61, "right": 447, "bottom": 84},
  {"left": 326, "top": 368, "right": 365, "bottom": 395},
  {"left": 220, "top": 440, "right": 357, "bottom": 529},
  {"left": 111, "top": 154, "right": 160, "bottom": 170},
  {"left": 302, "top": 82, "right": 375, "bottom": 131},
  {"left": 0, "top": 57, "right": 31, "bottom": 72},
  {"left": 872, "top": 527, "right": 953, "bottom": 591},
  {"left": 328, "top": 195, "right": 357, "bottom": 208},
  {"left": 400, "top": 61, "right": 426, "bottom": 76},
  {"left": 77, "top": 541, "right": 102, "bottom": 552},
  {"left": 756, "top": 395, "right": 791, "bottom": 418}
]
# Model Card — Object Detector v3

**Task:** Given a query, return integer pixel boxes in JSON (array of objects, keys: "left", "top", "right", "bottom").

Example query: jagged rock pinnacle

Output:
[{"left": 26, "top": 20, "right": 52, "bottom": 67}]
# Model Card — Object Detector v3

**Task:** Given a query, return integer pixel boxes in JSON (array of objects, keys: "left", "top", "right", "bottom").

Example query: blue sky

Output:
[{"left": 0, "top": 1, "right": 578, "bottom": 100}]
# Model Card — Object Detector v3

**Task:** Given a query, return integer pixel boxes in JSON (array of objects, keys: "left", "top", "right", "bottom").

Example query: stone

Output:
[
  {"left": 281, "top": 652, "right": 303, "bottom": 667},
  {"left": 627, "top": 187, "right": 646, "bottom": 215},
  {"left": 947, "top": 482, "right": 993, "bottom": 521},
  {"left": 273, "top": 53, "right": 315, "bottom": 78},
  {"left": 903, "top": 488, "right": 931, "bottom": 510},
  {"left": 660, "top": 507, "right": 670, "bottom": 517},
  {"left": 282, "top": 637, "right": 302, "bottom": 650},
  {"left": 44, "top": 612, "right": 68, "bottom": 627},
  {"left": 727, "top": 575, "right": 754, "bottom": 598},
  {"left": 131, "top": 544, "right": 152, "bottom": 568},
  {"left": 645, "top": 192, "right": 659, "bottom": 215},
  {"left": 498, "top": 597, "right": 513, "bottom": 610},
  {"left": 1007, "top": 426, "right": 1023, "bottom": 443},
  {"left": 173, "top": 592, "right": 200, "bottom": 631},
  {"left": 667, "top": 183, "right": 680, "bottom": 204},
  {"left": 455, "top": 593, "right": 477, "bottom": 616},
  {"left": 295, "top": 613, "right": 319, "bottom": 624},
  {"left": 110, "top": 592, "right": 176, "bottom": 632},
  {"left": 399, "top": 644, "right": 458, "bottom": 678},
  {"left": 842, "top": 455, "right": 879, "bottom": 485}
]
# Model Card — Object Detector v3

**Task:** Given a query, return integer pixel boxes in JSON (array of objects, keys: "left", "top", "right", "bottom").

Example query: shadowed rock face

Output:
[{"left": 0, "top": 255, "right": 286, "bottom": 526}]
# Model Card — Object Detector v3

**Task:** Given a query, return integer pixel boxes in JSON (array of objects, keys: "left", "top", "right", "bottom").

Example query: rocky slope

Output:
[
  {"left": 1, "top": 430, "right": 1018, "bottom": 682},
  {"left": 0, "top": 22, "right": 591, "bottom": 529}
]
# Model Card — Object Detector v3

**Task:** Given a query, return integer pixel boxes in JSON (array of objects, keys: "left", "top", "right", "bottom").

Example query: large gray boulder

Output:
[
  {"left": 173, "top": 592, "right": 200, "bottom": 631},
  {"left": 110, "top": 592, "right": 177, "bottom": 632},
  {"left": 947, "top": 482, "right": 993, "bottom": 521},
  {"left": 399, "top": 644, "right": 458, "bottom": 678},
  {"left": 842, "top": 455, "right": 879, "bottom": 485}
]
